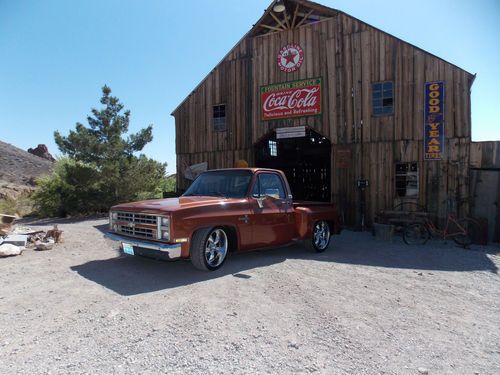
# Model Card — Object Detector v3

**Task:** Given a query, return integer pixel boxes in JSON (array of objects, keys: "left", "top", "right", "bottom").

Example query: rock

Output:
[
  {"left": 417, "top": 367, "right": 429, "bottom": 374},
  {"left": 0, "top": 141, "right": 53, "bottom": 191},
  {"left": 287, "top": 341, "right": 299, "bottom": 349},
  {"left": 0, "top": 244, "right": 24, "bottom": 257},
  {"left": 35, "top": 238, "right": 55, "bottom": 251},
  {"left": 27, "top": 144, "right": 55, "bottom": 162}
]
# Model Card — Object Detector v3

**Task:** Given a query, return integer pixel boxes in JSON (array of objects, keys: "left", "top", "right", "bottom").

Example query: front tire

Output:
[
  {"left": 305, "top": 221, "right": 331, "bottom": 253},
  {"left": 190, "top": 227, "right": 229, "bottom": 271},
  {"left": 403, "top": 223, "right": 430, "bottom": 245}
]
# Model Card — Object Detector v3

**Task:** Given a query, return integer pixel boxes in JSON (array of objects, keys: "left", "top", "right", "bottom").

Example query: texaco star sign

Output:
[{"left": 277, "top": 43, "right": 304, "bottom": 73}]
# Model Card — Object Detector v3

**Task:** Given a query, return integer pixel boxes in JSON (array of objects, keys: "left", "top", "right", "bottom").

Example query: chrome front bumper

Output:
[{"left": 105, "top": 232, "right": 182, "bottom": 260}]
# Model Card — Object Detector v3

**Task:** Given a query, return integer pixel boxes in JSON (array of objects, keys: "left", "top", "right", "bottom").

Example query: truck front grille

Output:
[
  {"left": 114, "top": 211, "right": 158, "bottom": 240},
  {"left": 116, "top": 212, "right": 157, "bottom": 225},
  {"left": 118, "top": 225, "right": 154, "bottom": 239}
]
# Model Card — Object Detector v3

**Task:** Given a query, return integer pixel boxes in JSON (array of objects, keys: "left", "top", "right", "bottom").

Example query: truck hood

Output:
[{"left": 111, "top": 196, "right": 238, "bottom": 214}]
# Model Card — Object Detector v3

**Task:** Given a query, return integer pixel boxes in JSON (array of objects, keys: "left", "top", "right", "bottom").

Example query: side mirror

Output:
[{"left": 256, "top": 197, "right": 266, "bottom": 209}]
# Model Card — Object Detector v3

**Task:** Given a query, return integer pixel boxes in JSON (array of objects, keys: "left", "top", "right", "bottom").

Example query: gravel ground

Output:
[{"left": 1, "top": 218, "right": 499, "bottom": 375}]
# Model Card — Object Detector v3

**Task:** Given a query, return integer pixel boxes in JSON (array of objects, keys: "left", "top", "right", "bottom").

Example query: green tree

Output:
[
  {"left": 34, "top": 86, "right": 167, "bottom": 216},
  {"left": 54, "top": 85, "right": 153, "bottom": 165}
]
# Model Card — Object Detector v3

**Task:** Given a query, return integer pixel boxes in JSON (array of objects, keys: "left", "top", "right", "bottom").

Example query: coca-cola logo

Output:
[
  {"left": 263, "top": 88, "right": 319, "bottom": 112},
  {"left": 277, "top": 43, "right": 304, "bottom": 73},
  {"left": 261, "top": 78, "right": 322, "bottom": 120}
]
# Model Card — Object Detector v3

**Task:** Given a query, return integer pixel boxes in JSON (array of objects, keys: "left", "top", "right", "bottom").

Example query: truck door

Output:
[{"left": 248, "top": 172, "right": 294, "bottom": 248}]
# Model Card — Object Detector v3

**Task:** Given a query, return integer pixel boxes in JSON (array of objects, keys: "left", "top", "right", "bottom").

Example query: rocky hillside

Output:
[{"left": 0, "top": 140, "right": 54, "bottom": 200}]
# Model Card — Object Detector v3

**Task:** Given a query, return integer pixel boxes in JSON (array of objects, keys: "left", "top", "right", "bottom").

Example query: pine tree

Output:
[{"left": 34, "top": 86, "right": 167, "bottom": 216}]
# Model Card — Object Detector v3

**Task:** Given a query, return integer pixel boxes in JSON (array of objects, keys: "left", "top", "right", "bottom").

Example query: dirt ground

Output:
[{"left": 1, "top": 218, "right": 499, "bottom": 375}]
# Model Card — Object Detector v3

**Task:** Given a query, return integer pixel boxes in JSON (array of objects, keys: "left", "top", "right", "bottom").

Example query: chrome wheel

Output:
[
  {"left": 313, "top": 221, "right": 331, "bottom": 251},
  {"left": 204, "top": 228, "right": 228, "bottom": 268}
]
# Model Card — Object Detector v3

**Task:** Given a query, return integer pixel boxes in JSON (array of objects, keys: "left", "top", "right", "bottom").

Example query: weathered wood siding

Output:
[
  {"left": 470, "top": 141, "right": 500, "bottom": 242},
  {"left": 174, "top": 12, "right": 474, "bottom": 224}
]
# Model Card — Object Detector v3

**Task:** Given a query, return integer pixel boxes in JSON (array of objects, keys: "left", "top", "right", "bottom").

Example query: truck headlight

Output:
[
  {"left": 109, "top": 211, "right": 116, "bottom": 230},
  {"left": 157, "top": 216, "right": 171, "bottom": 241}
]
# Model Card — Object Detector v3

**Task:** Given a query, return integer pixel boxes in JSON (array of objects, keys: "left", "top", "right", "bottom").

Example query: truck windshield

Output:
[{"left": 183, "top": 170, "right": 253, "bottom": 198}]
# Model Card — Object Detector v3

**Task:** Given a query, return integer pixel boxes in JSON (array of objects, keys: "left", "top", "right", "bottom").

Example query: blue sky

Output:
[{"left": 1, "top": 0, "right": 499, "bottom": 174}]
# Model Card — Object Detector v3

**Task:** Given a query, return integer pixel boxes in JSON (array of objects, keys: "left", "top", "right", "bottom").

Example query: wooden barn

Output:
[{"left": 171, "top": 0, "right": 475, "bottom": 227}]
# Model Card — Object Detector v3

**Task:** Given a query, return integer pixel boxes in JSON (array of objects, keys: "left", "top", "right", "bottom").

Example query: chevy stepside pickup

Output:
[{"left": 107, "top": 168, "right": 341, "bottom": 271}]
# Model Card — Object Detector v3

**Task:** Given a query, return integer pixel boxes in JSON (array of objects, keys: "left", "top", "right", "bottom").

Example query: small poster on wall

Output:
[{"left": 424, "top": 81, "right": 445, "bottom": 160}]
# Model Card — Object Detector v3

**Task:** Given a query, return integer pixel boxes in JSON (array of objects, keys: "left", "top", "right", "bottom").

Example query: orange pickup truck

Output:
[{"left": 107, "top": 168, "right": 341, "bottom": 271}]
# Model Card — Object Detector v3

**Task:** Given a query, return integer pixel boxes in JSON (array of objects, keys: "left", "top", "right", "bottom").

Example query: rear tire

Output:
[
  {"left": 305, "top": 221, "right": 331, "bottom": 253},
  {"left": 403, "top": 223, "right": 430, "bottom": 245},
  {"left": 452, "top": 218, "right": 477, "bottom": 247},
  {"left": 190, "top": 227, "right": 229, "bottom": 271}
]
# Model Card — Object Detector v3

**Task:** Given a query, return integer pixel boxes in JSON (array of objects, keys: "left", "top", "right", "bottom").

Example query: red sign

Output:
[
  {"left": 261, "top": 78, "right": 322, "bottom": 121},
  {"left": 335, "top": 146, "right": 352, "bottom": 168},
  {"left": 277, "top": 43, "right": 304, "bottom": 73}
]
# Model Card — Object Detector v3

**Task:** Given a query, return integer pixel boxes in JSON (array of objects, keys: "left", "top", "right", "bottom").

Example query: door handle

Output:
[{"left": 238, "top": 215, "right": 250, "bottom": 224}]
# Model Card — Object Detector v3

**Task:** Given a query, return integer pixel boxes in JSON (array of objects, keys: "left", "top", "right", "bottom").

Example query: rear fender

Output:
[{"left": 294, "top": 206, "right": 340, "bottom": 239}]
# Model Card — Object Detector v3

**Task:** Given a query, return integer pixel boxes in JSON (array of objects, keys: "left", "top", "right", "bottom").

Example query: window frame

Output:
[
  {"left": 268, "top": 140, "right": 278, "bottom": 157},
  {"left": 251, "top": 172, "right": 287, "bottom": 199},
  {"left": 372, "top": 81, "right": 394, "bottom": 117},
  {"left": 212, "top": 103, "right": 227, "bottom": 132}
]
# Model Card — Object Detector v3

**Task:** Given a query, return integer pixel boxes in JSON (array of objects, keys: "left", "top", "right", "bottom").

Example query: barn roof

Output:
[{"left": 171, "top": 0, "right": 474, "bottom": 115}]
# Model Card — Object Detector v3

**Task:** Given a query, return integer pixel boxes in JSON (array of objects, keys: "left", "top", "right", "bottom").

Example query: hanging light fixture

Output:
[{"left": 273, "top": 0, "right": 286, "bottom": 13}]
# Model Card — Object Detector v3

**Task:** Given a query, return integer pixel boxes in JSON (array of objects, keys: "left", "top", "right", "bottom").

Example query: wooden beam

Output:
[
  {"left": 291, "top": 4, "right": 299, "bottom": 28},
  {"left": 291, "top": 0, "right": 339, "bottom": 17},
  {"left": 270, "top": 11, "right": 287, "bottom": 30},
  {"left": 283, "top": 8, "right": 291, "bottom": 29},
  {"left": 259, "top": 24, "right": 283, "bottom": 32},
  {"left": 295, "top": 9, "right": 313, "bottom": 28}
]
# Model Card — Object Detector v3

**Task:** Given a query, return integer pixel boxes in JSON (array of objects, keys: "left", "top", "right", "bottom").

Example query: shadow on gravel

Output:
[
  {"left": 329, "top": 231, "right": 498, "bottom": 274},
  {"left": 71, "top": 243, "right": 310, "bottom": 296},
  {"left": 70, "top": 227, "right": 498, "bottom": 296}
]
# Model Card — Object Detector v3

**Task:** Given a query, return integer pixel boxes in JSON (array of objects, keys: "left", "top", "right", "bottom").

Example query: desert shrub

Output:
[
  {"left": 0, "top": 193, "right": 35, "bottom": 217},
  {"left": 32, "top": 157, "right": 168, "bottom": 217},
  {"left": 0, "top": 197, "right": 17, "bottom": 216},
  {"left": 32, "top": 158, "right": 106, "bottom": 217}
]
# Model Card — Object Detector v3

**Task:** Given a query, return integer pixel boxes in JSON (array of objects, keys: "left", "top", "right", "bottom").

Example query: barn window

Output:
[
  {"left": 213, "top": 104, "right": 226, "bottom": 132},
  {"left": 268, "top": 140, "right": 278, "bottom": 157},
  {"left": 395, "top": 162, "right": 418, "bottom": 197},
  {"left": 372, "top": 81, "right": 394, "bottom": 116}
]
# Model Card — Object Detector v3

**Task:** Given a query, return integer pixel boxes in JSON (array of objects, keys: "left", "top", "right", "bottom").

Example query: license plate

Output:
[{"left": 122, "top": 243, "right": 135, "bottom": 255}]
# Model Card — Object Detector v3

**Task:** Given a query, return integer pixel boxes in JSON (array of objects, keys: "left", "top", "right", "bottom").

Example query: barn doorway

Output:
[{"left": 254, "top": 128, "right": 331, "bottom": 202}]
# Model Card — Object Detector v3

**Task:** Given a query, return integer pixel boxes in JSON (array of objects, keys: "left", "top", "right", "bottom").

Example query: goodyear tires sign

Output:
[{"left": 424, "top": 81, "right": 445, "bottom": 160}]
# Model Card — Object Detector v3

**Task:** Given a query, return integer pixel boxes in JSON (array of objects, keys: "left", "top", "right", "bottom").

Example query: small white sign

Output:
[{"left": 276, "top": 126, "right": 306, "bottom": 139}]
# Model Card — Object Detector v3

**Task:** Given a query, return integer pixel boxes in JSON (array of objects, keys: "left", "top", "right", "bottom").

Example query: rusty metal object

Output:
[
  {"left": 0, "top": 214, "right": 16, "bottom": 236},
  {"left": 44, "top": 225, "right": 63, "bottom": 243}
]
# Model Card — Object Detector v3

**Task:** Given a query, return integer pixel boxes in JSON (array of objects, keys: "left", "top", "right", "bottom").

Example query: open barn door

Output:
[{"left": 254, "top": 127, "right": 331, "bottom": 202}]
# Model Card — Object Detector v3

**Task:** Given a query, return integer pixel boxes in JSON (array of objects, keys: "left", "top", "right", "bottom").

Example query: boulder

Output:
[
  {"left": 27, "top": 144, "right": 55, "bottom": 162},
  {"left": 35, "top": 238, "right": 55, "bottom": 251},
  {"left": 0, "top": 243, "right": 24, "bottom": 257}
]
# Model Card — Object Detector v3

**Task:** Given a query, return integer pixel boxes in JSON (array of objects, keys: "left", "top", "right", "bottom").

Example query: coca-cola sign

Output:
[{"left": 261, "top": 78, "right": 322, "bottom": 121}]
